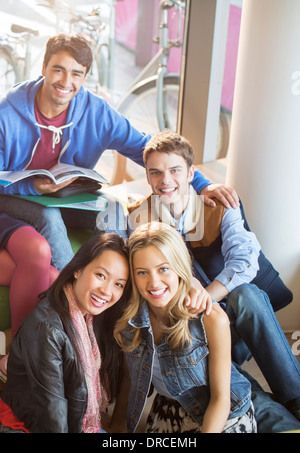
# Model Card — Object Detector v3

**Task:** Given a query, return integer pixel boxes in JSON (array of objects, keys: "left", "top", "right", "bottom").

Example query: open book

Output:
[{"left": 0, "top": 162, "right": 108, "bottom": 187}]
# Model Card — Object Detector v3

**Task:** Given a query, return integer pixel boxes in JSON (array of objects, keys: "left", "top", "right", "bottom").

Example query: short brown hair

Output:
[
  {"left": 43, "top": 33, "right": 93, "bottom": 74},
  {"left": 143, "top": 131, "right": 194, "bottom": 169}
]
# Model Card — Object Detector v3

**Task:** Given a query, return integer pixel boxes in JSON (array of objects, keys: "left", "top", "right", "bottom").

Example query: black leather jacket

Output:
[{"left": 2, "top": 297, "right": 88, "bottom": 433}]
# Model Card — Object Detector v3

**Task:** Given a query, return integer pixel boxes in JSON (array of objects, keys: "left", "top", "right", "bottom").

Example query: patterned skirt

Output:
[{"left": 145, "top": 393, "right": 257, "bottom": 434}]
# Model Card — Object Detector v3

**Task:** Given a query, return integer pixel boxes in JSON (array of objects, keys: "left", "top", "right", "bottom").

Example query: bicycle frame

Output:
[
  {"left": 0, "top": 23, "right": 39, "bottom": 93},
  {"left": 156, "top": 0, "right": 185, "bottom": 129},
  {"left": 116, "top": 0, "right": 185, "bottom": 130},
  {"left": 10, "top": 24, "right": 39, "bottom": 81}
]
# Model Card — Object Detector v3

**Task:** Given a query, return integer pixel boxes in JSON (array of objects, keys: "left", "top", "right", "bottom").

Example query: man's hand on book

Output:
[{"left": 33, "top": 176, "right": 78, "bottom": 194}]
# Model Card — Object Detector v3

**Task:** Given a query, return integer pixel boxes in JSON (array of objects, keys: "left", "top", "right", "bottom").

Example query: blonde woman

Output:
[{"left": 114, "top": 222, "right": 256, "bottom": 433}]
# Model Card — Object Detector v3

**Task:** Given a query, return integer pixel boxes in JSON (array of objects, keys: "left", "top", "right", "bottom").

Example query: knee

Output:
[
  {"left": 35, "top": 236, "right": 52, "bottom": 260},
  {"left": 105, "top": 196, "right": 125, "bottom": 217},
  {"left": 96, "top": 195, "right": 126, "bottom": 232},
  {"left": 26, "top": 232, "right": 52, "bottom": 263},
  {"left": 34, "top": 207, "right": 63, "bottom": 229},
  {"left": 227, "top": 283, "right": 269, "bottom": 311}
]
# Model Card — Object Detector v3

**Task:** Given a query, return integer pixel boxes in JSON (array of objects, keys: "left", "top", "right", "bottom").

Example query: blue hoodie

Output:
[{"left": 0, "top": 76, "right": 209, "bottom": 196}]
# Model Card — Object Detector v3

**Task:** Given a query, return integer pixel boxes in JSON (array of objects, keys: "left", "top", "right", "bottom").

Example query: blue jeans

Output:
[
  {"left": 0, "top": 194, "right": 127, "bottom": 270},
  {"left": 226, "top": 284, "right": 300, "bottom": 406},
  {"left": 236, "top": 367, "right": 300, "bottom": 433}
]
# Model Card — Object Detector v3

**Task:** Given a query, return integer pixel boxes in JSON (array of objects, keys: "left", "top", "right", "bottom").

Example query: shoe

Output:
[{"left": 0, "top": 355, "right": 8, "bottom": 383}]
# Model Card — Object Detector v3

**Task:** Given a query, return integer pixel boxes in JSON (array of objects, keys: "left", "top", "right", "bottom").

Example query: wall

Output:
[{"left": 226, "top": 0, "right": 300, "bottom": 330}]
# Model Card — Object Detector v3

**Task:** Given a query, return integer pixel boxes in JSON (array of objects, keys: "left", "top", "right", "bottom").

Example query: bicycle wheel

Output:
[
  {"left": 103, "top": 75, "right": 231, "bottom": 185},
  {"left": 0, "top": 45, "right": 21, "bottom": 95},
  {"left": 108, "top": 75, "right": 180, "bottom": 183},
  {"left": 118, "top": 75, "right": 180, "bottom": 134}
]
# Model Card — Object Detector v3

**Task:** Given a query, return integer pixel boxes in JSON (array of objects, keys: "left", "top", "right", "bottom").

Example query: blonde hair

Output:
[{"left": 114, "top": 222, "right": 195, "bottom": 351}]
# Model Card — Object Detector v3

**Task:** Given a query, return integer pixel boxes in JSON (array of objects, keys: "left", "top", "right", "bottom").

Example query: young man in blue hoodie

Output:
[{"left": 0, "top": 33, "right": 238, "bottom": 270}]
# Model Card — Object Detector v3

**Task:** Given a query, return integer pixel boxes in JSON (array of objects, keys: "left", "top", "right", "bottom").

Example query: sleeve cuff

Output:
[{"left": 215, "top": 265, "right": 258, "bottom": 293}]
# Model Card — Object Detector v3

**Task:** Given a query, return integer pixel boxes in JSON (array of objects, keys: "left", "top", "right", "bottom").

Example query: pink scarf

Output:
[{"left": 64, "top": 283, "right": 107, "bottom": 433}]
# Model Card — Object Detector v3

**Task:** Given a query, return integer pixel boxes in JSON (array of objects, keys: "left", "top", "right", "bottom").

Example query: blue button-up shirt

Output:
[{"left": 177, "top": 205, "right": 261, "bottom": 293}]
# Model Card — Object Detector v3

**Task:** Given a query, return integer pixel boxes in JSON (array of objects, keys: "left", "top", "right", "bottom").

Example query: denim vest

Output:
[{"left": 123, "top": 301, "right": 251, "bottom": 433}]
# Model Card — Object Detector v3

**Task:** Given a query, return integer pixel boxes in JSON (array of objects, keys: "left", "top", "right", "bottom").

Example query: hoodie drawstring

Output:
[{"left": 35, "top": 122, "right": 73, "bottom": 151}]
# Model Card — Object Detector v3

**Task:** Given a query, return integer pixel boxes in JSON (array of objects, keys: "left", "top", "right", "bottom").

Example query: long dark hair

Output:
[{"left": 42, "top": 233, "right": 131, "bottom": 403}]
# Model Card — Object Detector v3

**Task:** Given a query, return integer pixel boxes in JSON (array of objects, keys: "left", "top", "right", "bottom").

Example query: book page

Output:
[{"left": 50, "top": 163, "right": 108, "bottom": 184}]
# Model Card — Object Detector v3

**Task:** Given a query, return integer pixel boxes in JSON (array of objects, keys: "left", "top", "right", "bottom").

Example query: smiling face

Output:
[
  {"left": 133, "top": 245, "right": 179, "bottom": 314},
  {"left": 146, "top": 151, "right": 194, "bottom": 217},
  {"left": 39, "top": 50, "right": 86, "bottom": 117},
  {"left": 72, "top": 249, "right": 129, "bottom": 317}
]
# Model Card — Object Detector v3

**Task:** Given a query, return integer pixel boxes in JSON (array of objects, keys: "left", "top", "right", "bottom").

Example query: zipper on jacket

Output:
[
  {"left": 58, "top": 140, "right": 71, "bottom": 161},
  {"left": 24, "top": 138, "right": 40, "bottom": 169}
]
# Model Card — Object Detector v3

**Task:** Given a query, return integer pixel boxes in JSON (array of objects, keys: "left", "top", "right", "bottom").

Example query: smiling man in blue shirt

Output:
[
  {"left": 127, "top": 131, "right": 300, "bottom": 428},
  {"left": 128, "top": 131, "right": 261, "bottom": 303}
]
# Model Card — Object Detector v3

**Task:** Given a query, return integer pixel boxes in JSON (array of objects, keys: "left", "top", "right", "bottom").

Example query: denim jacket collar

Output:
[
  {"left": 127, "top": 300, "right": 208, "bottom": 345},
  {"left": 128, "top": 300, "right": 151, "bottom": 330}
]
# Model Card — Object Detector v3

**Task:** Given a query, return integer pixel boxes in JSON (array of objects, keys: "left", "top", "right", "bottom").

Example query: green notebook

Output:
[{"left": 14, "top": 192, "right": 108, "bottom": 211}]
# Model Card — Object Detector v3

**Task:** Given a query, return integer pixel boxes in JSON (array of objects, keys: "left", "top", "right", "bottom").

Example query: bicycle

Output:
[
  {"left": 0, "top": 24, "right": 39, "bottom": 95},
  {"left": 118, "top": 0, "right": 184, "bottom": 132},
  {"left": 110, "top": 0, "right": 230, "bottom": 185}
]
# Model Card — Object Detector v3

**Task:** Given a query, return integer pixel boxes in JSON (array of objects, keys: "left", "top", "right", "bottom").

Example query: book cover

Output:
[{"left": 14, "top": 192, "right": 108, "bottom": 212}]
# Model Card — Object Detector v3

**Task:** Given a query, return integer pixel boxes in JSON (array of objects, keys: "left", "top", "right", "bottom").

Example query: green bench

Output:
[{"left": 0, "top": 228, "right": 93, "bottom": 332}]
